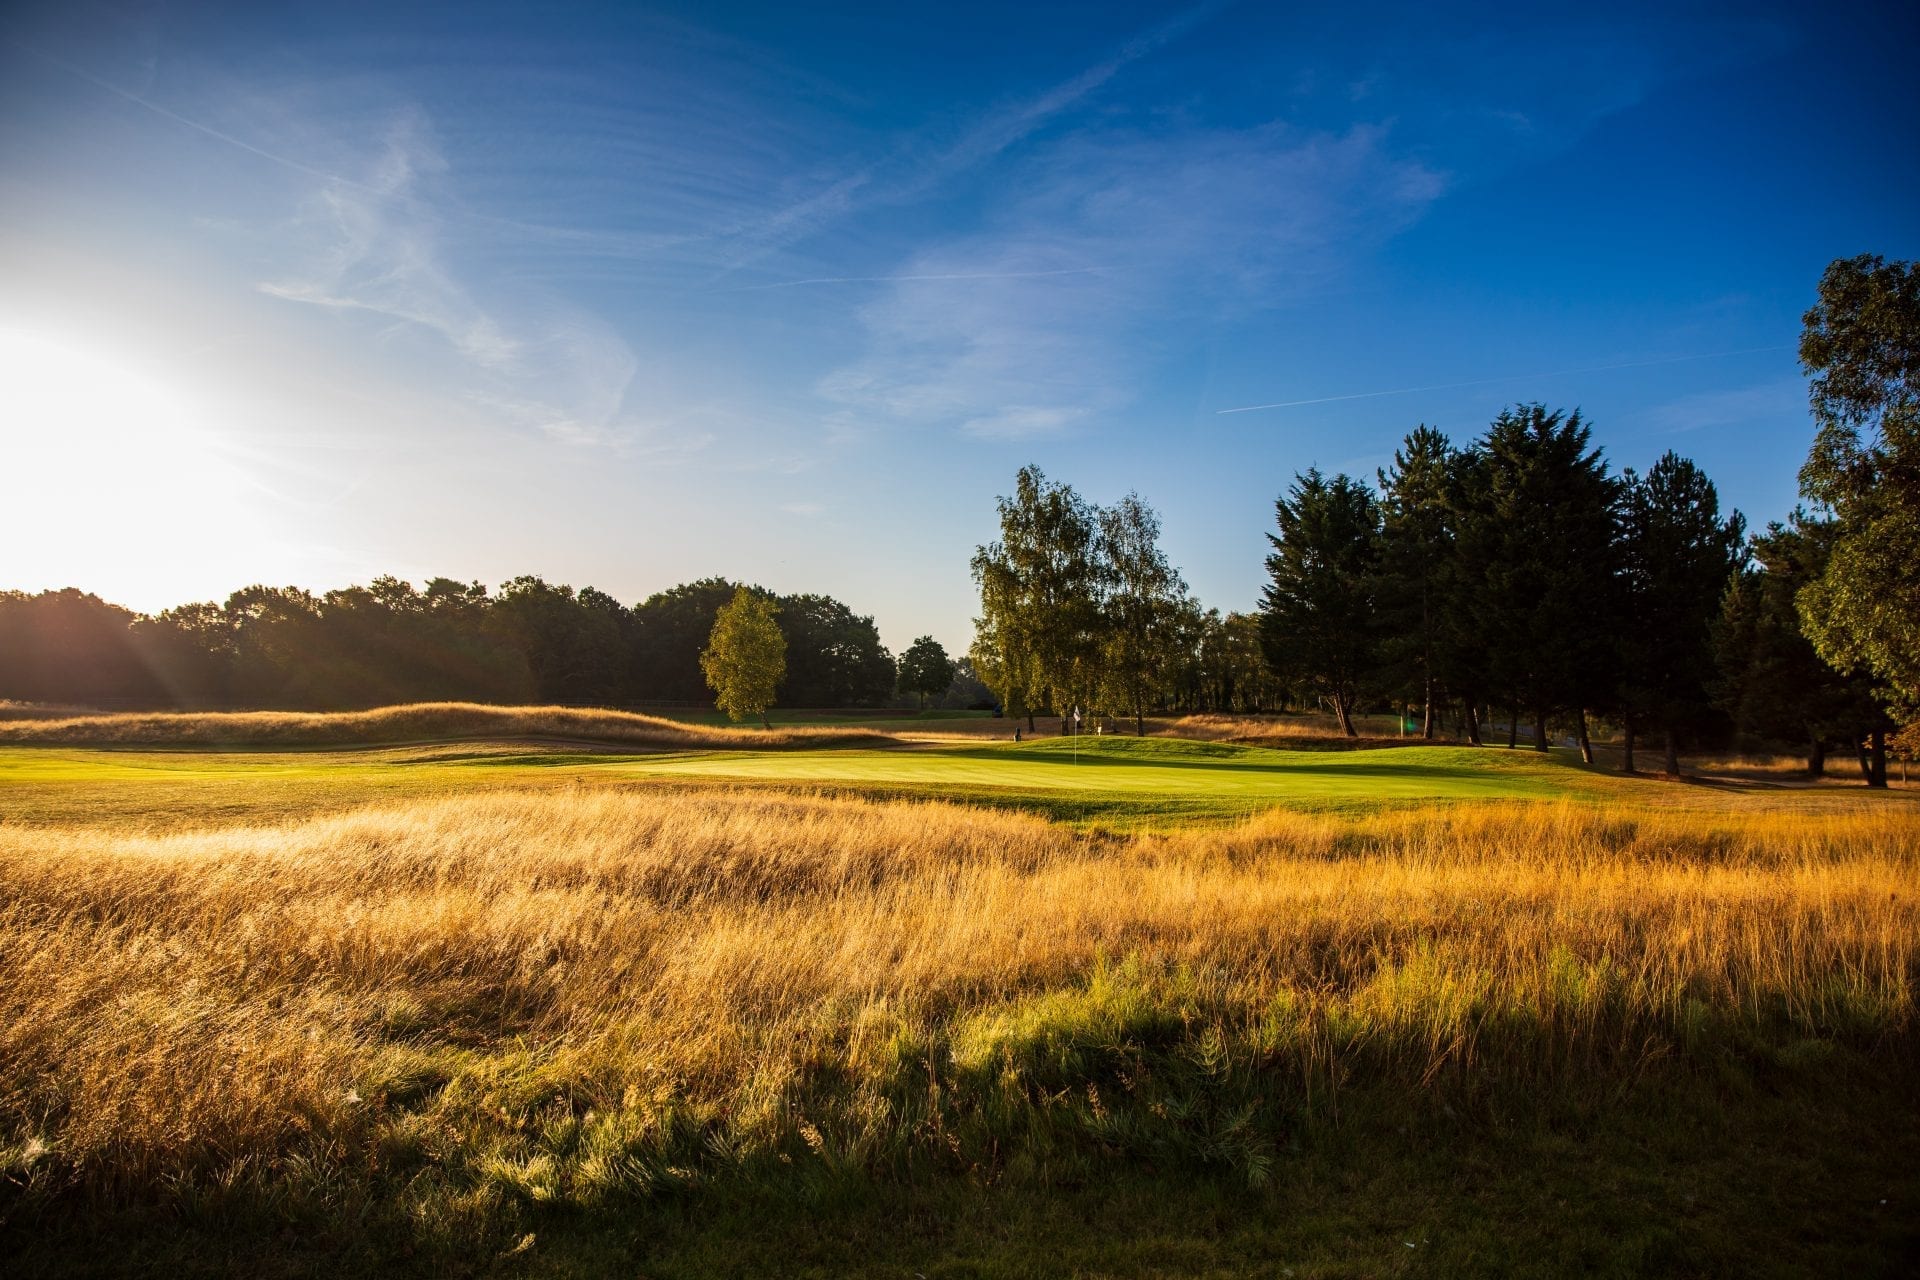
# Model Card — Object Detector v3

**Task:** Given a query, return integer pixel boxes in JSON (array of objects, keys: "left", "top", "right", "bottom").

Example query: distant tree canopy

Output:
[
  {"left": 897, "top": 636, "right": 956, "bottom": 709},
  {"left": 0, "top": 576, "right": 896, "bottom": 713},
  {"left": 775, "top": 594, "right": 896, "bottom": 708}
]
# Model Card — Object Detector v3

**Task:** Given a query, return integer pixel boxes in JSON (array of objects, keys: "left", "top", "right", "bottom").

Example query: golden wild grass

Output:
[
  {"left": 1172, "top": 711, "right": 1426, "bottom": 746},
  {"left": 0, "top": 701, "right": 901, "bottom": 750},
  {"left": 2, "top": 787, "right": 1913, "bottom": 1230}
]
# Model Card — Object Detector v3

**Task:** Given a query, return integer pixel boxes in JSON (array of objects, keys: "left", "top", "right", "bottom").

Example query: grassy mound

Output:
[{"left": 0, "top": 701, "right": 903, "bottom": 751}]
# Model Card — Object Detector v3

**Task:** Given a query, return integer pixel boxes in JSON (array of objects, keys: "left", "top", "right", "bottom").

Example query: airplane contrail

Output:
[
  {"left": 1214, "top": 344, "right": 1796, "bottom": 414},
  {"left": 12, "top": 39, "right": 380, "bottom": 194},
  {"left": 722, "top": 266, "right": 1107, "bottom": 292}
]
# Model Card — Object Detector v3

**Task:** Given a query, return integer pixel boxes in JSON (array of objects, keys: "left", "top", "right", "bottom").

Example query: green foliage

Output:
[
  {"left": 895, "top": 635, "right": 956, "bottom": 708},
  {"left": 1715, "top": 515, "right": 1889, "bottom": 775},
  {"left": 700, "top": 588, "right": 787, "bottom": 727},
  {"left": 1796, "top": 253, "right": 1920, "bottom": 719},
  {"left": 970, "top": 466, "right": 1104, "bottom": 724},
  {"left": 773, "top": 594, "right": 896, "bottom": 707},
  {"left": 1456, "top": 404, "right": 1618, "bottom": 747},
  {"left": 494, "top": 575, "right": 627, "bottom": 704},
  {"left": 1375, "top": 426, "right": 1458, "bottom": 733},
  {"left": 1098, "top": 493, "right": 1189, "bottom": 734},
  {"left": 0, "top": 575, "right": 899, "bottom": 714},
  {"left": 628, "top": 577, "right": 741, "bottom": 701},
  {"left": 1616, "top": 453, "right": 1746, "bottom": 772},
  {"left": 1259, "top": 468, "right": 1380, "bottom": 737}
]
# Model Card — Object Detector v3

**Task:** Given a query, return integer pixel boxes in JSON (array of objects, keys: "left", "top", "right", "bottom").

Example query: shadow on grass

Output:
[{"left": 9, "top": 1057, "right": 1915, "bottom": 1280}]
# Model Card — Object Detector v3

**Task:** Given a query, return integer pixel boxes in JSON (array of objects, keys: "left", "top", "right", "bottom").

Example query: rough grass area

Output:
[
  {"left": 2, "top": 785, "right": 1915, "bottom": 1276},
  {"left": 0, "top": 701, "right": 903, "bottom": 751}
]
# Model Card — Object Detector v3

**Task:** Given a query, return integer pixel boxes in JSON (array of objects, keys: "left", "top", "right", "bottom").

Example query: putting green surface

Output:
[{"left": 597, "top": 737, "right": 1606, "bottom": 804}]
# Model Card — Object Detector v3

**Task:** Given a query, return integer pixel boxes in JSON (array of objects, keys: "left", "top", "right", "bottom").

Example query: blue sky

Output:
[{"left": 2, "top": 0, "right": 1915, "bottom": 653}]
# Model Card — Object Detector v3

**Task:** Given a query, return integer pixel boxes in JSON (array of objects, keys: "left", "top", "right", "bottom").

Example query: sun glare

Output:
[{"left": 1, "top": 330, "right": 270, "bottom": 610}]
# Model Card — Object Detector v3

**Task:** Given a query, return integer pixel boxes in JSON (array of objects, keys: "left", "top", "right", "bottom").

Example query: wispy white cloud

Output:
[
  {"left": 820, "top": 122, "right": 1446, "bottom": 439},
  {"left": 259, "top": 108, "right": 521, "bottom": 368},
  {"left": 1638, "top": 377, "right": 1807, "bottom": 435},
  {"left": 885, "top": 2, "right": 1226, "bottom": 202},
  {"left": 961, "top": 405, "right": 1090, "bottom": 441},
  {"left": 703, "top": 2, "right": 1225, "bottom": 278},
  {"left": 254, "top": 104, "right": 658, "bottom": 449}
]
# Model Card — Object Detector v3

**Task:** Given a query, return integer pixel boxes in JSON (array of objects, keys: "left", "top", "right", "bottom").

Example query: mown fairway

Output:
[
  {"left": 0, "top": 733, "right": 1832, "bottom": 830},
  {"left": 3, "top": 724, "right": 1917, "bottom": 1278}
]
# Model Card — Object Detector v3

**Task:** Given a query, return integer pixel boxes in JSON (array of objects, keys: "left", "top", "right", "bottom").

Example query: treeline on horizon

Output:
[
  {"left": 0, "top": 572, "right": 1284, "bottom": 720},
  {"left": 0, "top": 578, "right": 940, "bottom": 714}
]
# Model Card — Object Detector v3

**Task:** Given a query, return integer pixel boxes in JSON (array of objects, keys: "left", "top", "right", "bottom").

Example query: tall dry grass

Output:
[
  {"left": 0, "top": 701, "right": 901, "bottom": 750},
  {"left": 2, "top": 787, "right": 1913, "bottom": 1227},
  {"left": 1171, "top": 711, "right": 1428, "bottom": 747}
]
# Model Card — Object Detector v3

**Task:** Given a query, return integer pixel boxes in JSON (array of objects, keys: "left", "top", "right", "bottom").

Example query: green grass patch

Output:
[
  {"left": 6, "top": 732, "right": 1903, "bottom": 832},
  {"left": 0, "top": 737, "right": 1645, "bottom": 831}
]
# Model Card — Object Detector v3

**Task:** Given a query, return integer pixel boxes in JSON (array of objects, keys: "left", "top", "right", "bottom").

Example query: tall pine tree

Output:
[
  {"left": 1617, "top": 453, "right": 1745, "bottom": 775},
  {"left": 1375, "top": 426, "right": 1457, "bottom": 738},
  {"left": 1466, "top": 405, "right": 1618, "bottom": 754},
  {"left": 1260, "top": 469, "right": 1380, "bottom": 738}
]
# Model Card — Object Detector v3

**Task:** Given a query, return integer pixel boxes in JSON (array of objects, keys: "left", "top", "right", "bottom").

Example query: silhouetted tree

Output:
[
  {"left": 1716, "top": 514, "right": 1893, "bottom": 780},
  {"left": 629, "top": 578, "right": 742, "bottom": 702},
  {"left": 1617, "top": 453, "right": 1746, "bottom": 775},
  {"left": 1375, "top": 426, "right": 1457, "bottom": 738},
  {"left": 897, "top": 636, "right": 956, "bottom": 709},
  {"left": 489, "top": 577, "right": 626, "bottom": 704},
  {"left": 1259, "top": 469, "right": 1379, "bottom": 737},
  {"left": 1465, "top": 405, "right": 1618, "bottom": 753}
]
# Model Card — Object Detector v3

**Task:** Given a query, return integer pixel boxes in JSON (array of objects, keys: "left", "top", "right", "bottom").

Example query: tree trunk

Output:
[
  {"left": 1465, "top": 701, "right": 1482, "bottom": 746},
  {"left": 1532, "top": 709, "right": 1549, "bottom": 753},
  {"left": 1335, "top": 691, "right": 1357, "bottom": 738},
  {"left": 1422, "top": 677, "right": 1435, "bottom": 740},
  {"left": 1623, "top": 723, "right": 1636, "bottom": 774},
  {"left": 1507, "top": 705, "right": 1518, "bottom": 750},
  {"left": 1576, "top": 708, "right": 1594, "bottom": 765},
  {"left": 1026, "top": 710, "right": 1035, "bottom": 732},
  {"left": 1135, "top": 697, "right": 1145, "bottom": 738},
  {"left": 1663, "top": 727, "right": 1681, "bottom": 777},
  {"left": 761, "top": 709, "right": 771, "bottom": 730},
  {"left": 1807, "top": 737, "right": 1825, "bottom": 778},
  {"left": 1868, "top": 727, "right": 1888, "bottom": 789}
]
